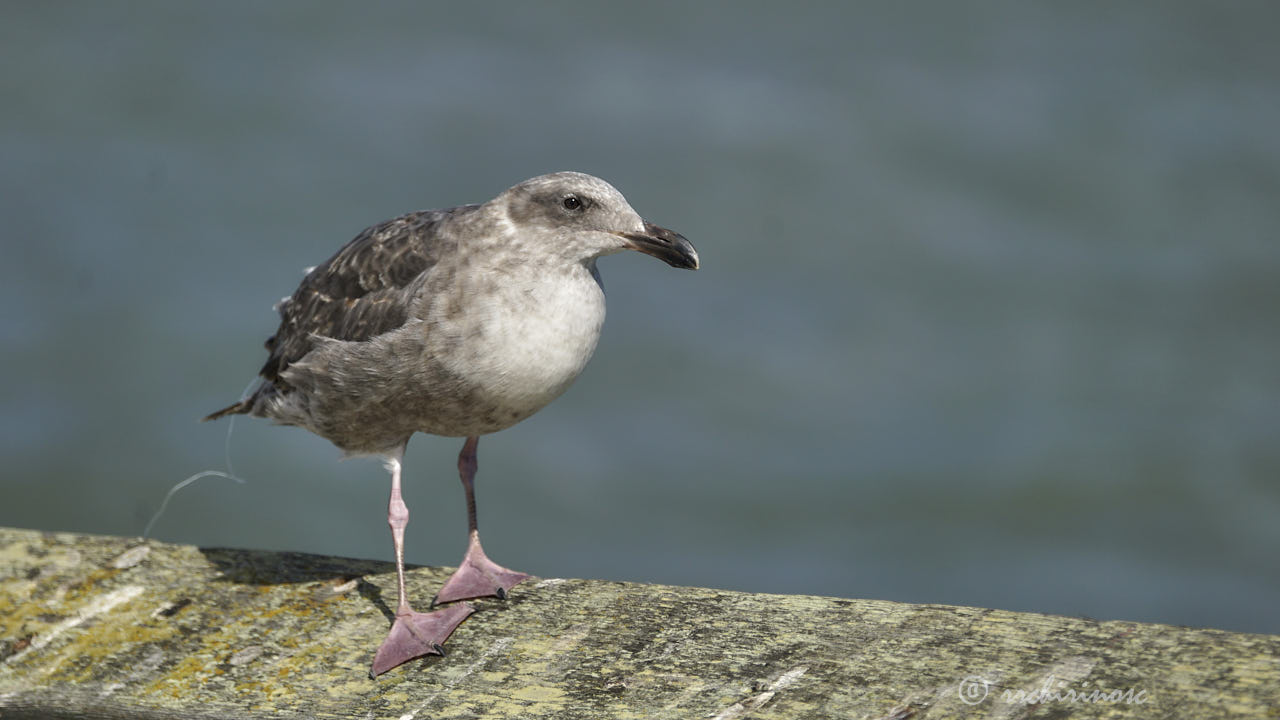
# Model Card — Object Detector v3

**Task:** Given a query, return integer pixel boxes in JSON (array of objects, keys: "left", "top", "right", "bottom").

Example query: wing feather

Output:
[{"left": 258, "top": 206, "right": 473, "bottom": 382}]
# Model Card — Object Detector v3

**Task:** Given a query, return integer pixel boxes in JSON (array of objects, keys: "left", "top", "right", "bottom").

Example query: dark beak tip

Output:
[{"left": 660, "top": 239, "right": 700, "bottom": 271}]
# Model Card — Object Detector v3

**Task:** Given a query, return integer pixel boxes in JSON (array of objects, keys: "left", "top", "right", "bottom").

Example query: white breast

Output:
[{"left": 432, "top": 262, "right": 607, "bottom": 415}]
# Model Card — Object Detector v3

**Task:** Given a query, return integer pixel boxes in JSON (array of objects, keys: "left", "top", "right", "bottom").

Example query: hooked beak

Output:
[{"left": 616, "top": 221, "right": 699, "bottom": 270}]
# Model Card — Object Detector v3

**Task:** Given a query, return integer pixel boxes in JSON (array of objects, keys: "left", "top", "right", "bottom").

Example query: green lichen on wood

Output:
[{"left": 0, "top": 526, "right": 1276, "bottom": 719}]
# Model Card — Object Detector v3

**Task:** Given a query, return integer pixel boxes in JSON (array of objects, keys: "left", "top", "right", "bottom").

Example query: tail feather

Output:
[{"left": 203, "top": 399, "right": 252, "bottom": 422}]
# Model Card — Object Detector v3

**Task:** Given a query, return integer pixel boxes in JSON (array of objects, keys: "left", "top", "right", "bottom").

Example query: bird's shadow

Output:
[{"left": 198, "top": 546, "right": 409, "bottom": 623}]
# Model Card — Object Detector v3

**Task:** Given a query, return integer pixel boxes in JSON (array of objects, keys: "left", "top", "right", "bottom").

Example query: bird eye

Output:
[{"left": 562, "top": 195, "right": 583, "bottom": 211}]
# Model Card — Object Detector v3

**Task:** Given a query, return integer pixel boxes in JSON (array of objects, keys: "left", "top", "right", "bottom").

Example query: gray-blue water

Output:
[{"left": 3, "top": 2, "right": 1277, "bottom": 635}]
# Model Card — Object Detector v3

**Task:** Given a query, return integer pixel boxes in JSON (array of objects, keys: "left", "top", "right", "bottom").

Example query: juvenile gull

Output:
[{"left": 205, "top": 172, "right": 698, "bottom": 677}]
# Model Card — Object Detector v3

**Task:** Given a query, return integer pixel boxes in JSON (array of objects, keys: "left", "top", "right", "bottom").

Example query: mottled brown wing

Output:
[{"left": 258, "top": 206, "right": 473, "bottom": 382}]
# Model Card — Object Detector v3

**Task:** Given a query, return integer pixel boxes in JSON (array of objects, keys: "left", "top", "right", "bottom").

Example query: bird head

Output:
[{"left": 497, "top": 172, "right": 699, "bottom": 270}]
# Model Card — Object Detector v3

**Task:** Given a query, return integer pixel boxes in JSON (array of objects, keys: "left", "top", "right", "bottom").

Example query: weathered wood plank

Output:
[{"left": 0, "top": 526, "right": 1275, "bottom": 719}]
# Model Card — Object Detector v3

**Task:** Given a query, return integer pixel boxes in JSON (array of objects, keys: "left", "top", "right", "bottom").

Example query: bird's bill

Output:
[{"left": 616, "top": 222, "right": 699, "bottom": 270}]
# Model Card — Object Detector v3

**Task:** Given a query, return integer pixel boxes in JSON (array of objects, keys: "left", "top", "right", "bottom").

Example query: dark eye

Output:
[{"left": 562, "top": 195, "right": 583, "bottom": 211}]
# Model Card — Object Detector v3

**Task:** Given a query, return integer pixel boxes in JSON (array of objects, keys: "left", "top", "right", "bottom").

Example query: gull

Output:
[{"left": 204, "top": 172, "right": 699, "bottom": 676}]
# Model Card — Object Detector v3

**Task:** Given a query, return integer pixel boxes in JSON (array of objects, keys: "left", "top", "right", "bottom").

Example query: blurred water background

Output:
[{"left": 3, "top": 2, "right": 1277, "bottom": 635}]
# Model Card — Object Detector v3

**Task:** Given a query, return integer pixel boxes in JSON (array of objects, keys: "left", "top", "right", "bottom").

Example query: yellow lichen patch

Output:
[
  {"left": 509, "top": 684, "right": 568, "bottom": 703},
  {"left": 321, "top": 677, "right": 369, "bottom": 698},
  {"left": 58, "top": 607, "right": 174, "bottom": 685}
]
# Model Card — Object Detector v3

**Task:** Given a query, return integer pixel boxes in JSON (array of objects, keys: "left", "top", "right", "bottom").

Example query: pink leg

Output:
[
  {"left": 370, "top": 447, "right": 473, "bottom": 678},
  {"left": 433, "top": 436, "right": 530, "bottom": 605}
]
